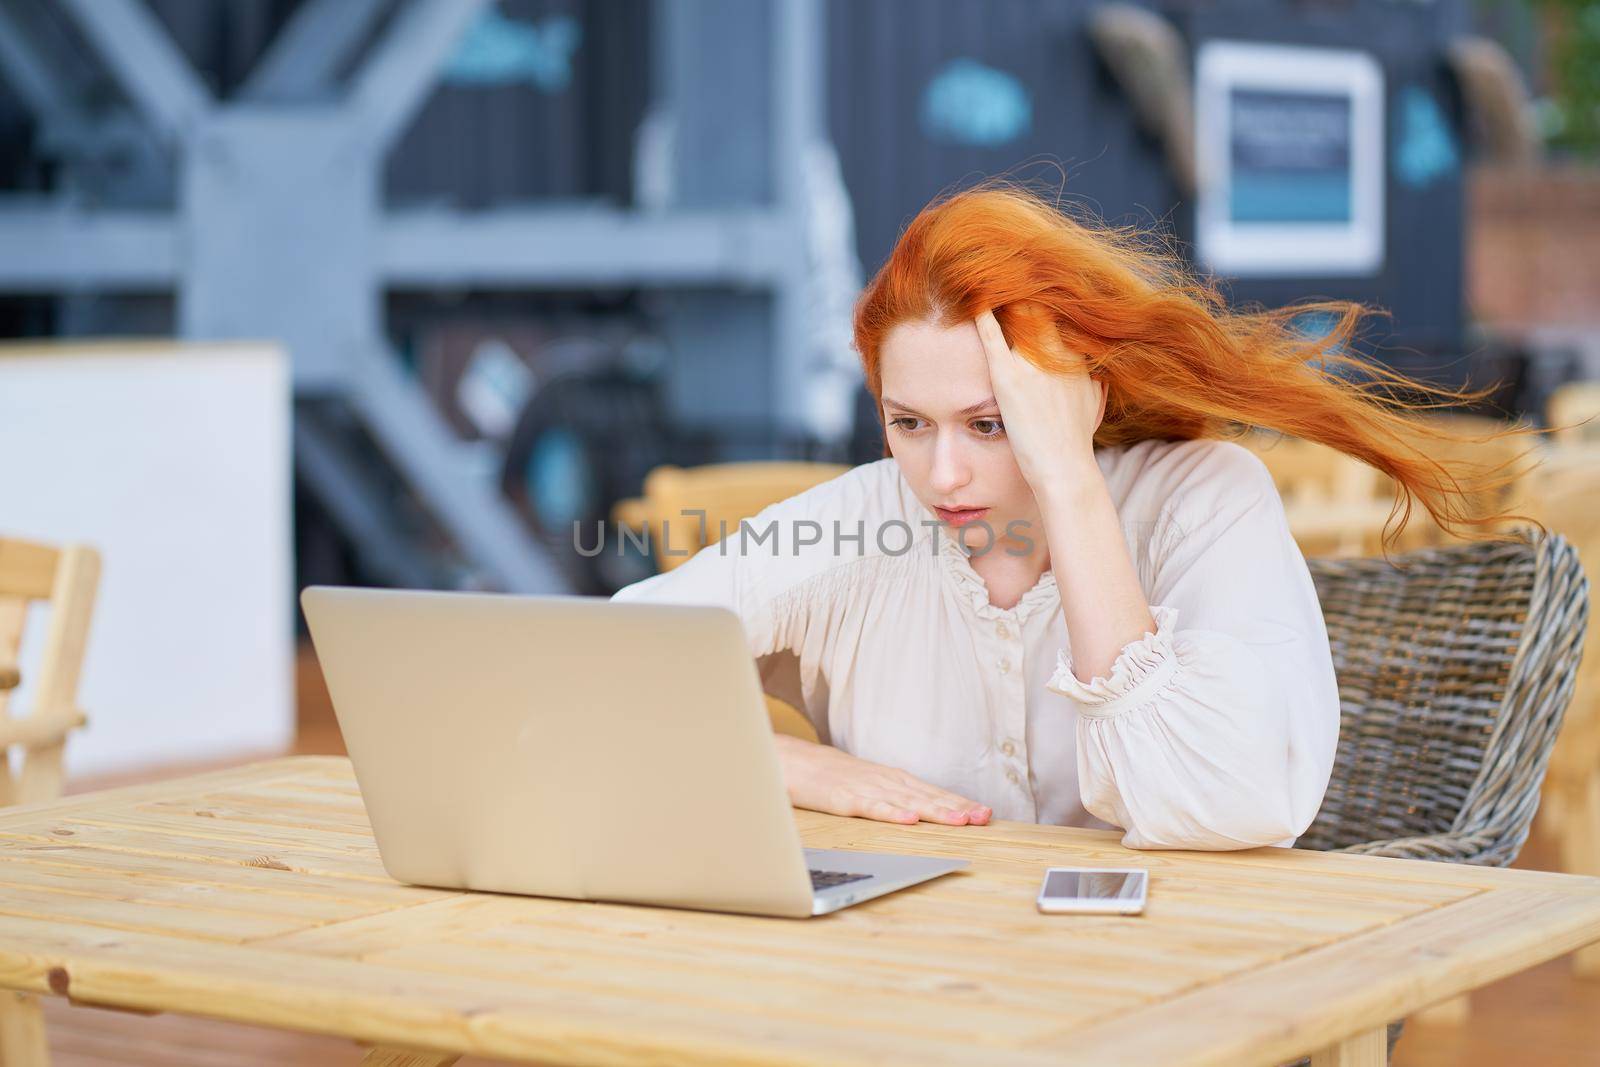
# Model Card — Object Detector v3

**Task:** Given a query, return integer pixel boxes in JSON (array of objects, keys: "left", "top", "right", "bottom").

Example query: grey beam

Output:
[
  {"left": 346, "top": 0, "right": 489, "bottom": 152},
  {"left": 0, "top": 204, "right": 177, "bottom": 289},
  {"left": 379, "top": 207, "right": 797, "bottom": 288},
  {"left": 294, "top": 412, "right": 443, "bottom": 590},
  {"left": 770, "top": 0, "right": 827, "bottom": 434},
  {"left": 772, "top": 0, "right": 824, "bottom": 209},
  {"left": 0, "top": 0, "right": 81, "bottom": 121},
  {"left": 353, "top": 341, "right": 569, "bottom": 594},
  {"left": 241, "top": 0, "right": 389, "bottom": 102},
  {"left": 58, "top": 0, "right": 210, "bottom": 144}
]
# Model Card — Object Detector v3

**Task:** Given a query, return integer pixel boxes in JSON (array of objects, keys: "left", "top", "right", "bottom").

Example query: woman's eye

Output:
[
  {"left": 889, "top": 416, "right": 923, "bottom": 433},
  {"left": 971, "top": 418, "right": 1005, "bottom": 437}
]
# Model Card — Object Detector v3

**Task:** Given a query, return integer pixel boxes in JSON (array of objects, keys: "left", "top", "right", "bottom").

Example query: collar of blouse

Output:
[{"left": 935, "top": 530, "right": 1060, "bottom": 626}]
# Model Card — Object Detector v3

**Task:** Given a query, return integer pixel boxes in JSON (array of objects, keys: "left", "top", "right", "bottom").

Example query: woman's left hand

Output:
[{"left": 975, "top": 306, "right": 1106, "bottom": 494}]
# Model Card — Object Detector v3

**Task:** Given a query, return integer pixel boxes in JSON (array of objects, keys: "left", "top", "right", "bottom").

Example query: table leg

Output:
[
  {"left": 0, "top": 991, "right": 49, "bottom": 1067},
  {"left": 1413, "top": 993, "right": 1470, "bottom": 1025},
  {"left": 1559, "top": 770, "right": 1600, "bottom": 979},
  {"left": 360, "top": 1048, "right": 460, "bottom": 1067},
  {"left": 1308, "top": 1025, "right": 1386, "bottom": 1067}
]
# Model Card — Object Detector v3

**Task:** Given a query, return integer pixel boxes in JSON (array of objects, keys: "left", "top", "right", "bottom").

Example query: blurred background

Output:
[
  {"left": 1, "top": 0, "right": 1592, "bottom": 609},
  {"left": 0, "top": 2, "right": 1598, "bottom": 1062},
  {"left": 0, "top": 0, "right": 1595, "bottom": 779}
]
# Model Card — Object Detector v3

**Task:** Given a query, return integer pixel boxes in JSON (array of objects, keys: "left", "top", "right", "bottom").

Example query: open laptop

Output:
[{"left": 300, "top": 586, "right": 968, "bottom": 918}]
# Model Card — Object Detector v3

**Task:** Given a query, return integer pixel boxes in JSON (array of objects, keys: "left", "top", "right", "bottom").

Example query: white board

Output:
[
  {"left": 0, "top": 343, "right": 294, "bottom": 780},
  {"left": 1195, "top": 41, "right": 1386, "bottom": 277}
]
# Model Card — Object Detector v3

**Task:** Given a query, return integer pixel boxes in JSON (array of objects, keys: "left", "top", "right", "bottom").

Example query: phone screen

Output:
[{"left": 1042, "top": 869, "right": 1146, "bottom": 901}]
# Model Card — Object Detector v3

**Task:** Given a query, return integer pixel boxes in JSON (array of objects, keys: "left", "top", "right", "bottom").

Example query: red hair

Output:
[{"left": 852, "top": 181, "right": 1533, "bottom": 546}]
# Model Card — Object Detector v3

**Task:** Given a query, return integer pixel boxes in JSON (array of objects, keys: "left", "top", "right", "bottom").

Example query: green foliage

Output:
[{"left": 1532, "top": 0, "right": 1600, "bottom": 155}]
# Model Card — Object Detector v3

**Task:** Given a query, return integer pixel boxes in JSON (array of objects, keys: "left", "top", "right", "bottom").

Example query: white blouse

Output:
[{"left": 610, "top": 438, "right": 1340, "bottom": 850}]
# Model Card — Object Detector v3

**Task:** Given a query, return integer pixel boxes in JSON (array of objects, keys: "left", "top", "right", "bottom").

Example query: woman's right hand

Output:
[{"left": 772, "top": 734, "right": 992, "bottom": 826}]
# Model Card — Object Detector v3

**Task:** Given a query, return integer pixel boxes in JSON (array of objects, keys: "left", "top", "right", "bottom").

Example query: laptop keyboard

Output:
[{"left": 810, "top": 868, "right": 872, "bottom": 890}]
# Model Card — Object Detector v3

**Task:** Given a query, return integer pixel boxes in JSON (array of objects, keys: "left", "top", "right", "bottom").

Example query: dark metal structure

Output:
[
  {"left": 0, "top": 0, "right": 852, "bottom": 593},
  {"left": 0, "top": 0, "right": 1497, "bottom": 591}
]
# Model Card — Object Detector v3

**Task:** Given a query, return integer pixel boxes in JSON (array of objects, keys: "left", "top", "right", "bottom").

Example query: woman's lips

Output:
[{"left": 934, "top": 506, "right": 991, "bottom": 527}]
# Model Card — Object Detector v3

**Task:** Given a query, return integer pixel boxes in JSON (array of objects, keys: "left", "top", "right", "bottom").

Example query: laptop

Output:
[{"left": 300, "top": 586, "right": 968, "bottom": 918}]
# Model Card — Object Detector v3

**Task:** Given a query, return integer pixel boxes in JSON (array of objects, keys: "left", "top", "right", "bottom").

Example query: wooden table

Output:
[
  {"left": 0, "top": 757, "right": 1597, "bottom": 1067},
  {"left": 1282, "top": 499, "right": 1398, "bottom": 558}
]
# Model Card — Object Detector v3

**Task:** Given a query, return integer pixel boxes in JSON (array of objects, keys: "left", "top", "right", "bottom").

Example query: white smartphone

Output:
[{"left": 1036, "top": 867, "right": 1148, "bottom": 915}]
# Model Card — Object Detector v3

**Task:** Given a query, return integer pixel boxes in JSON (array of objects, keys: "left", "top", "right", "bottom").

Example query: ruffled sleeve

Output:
[
  {"left": 1046, "top": 604, "right": 1181, "bottom": 714},
  {"left": 1045, "top": 445, "right": 1341, "bottom": 851}
]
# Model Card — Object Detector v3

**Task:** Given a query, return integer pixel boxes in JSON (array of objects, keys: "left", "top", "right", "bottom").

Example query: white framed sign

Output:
[{"left": 1195, "top": 41, "right": 1385, "bottom": 277}]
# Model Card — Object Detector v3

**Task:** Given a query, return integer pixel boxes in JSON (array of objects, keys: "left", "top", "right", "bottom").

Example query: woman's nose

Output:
[{"left": 928, "top": 434, "right": 971, "bottom": 495}]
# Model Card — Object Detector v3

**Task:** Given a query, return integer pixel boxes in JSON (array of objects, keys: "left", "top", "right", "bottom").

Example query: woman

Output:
[{"left": 612, "top": 182, "right": 1520, "bottom": 850}]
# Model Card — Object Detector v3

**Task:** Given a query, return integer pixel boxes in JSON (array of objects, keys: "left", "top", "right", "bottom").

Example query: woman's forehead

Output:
[{"left": 880, "top": 318, "right": 993, "bottom": 410}]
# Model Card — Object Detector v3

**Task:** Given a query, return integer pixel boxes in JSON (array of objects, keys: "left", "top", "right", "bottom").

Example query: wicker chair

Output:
[
  {"left": 1301, "top": 532, "right": 1587, "bottom": 863},
  {"left": 1280, "top": 533, "right": 1588, "bottom": 1065}
]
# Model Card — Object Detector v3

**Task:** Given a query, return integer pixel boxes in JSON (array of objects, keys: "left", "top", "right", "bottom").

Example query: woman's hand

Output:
[
  {"left": 974, "top": 305, "right": 1106, "bottom": 493},
  {"left": 773, "top": 734, "right": 992, "bottom": 826},
  {"left": 976, "top": 305, "right": 1155, "bottom": 682}
]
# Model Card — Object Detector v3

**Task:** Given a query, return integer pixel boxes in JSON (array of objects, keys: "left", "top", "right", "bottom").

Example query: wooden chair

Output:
[
  {"left": 0, "top": 537, "right": 101, "bottom": 806},
  {"left": 0, "top": 536, "right": 99, "bottom": 1063},
  {"left": 1548, "top": 381, "right": 1600, "bottom": 448},
  {"left": 613, "top": 462, "right": 846, "bottom": 741},
  {"left": 1238, "top": 431, "right": 1388, "bottom": 557},
  {"left": 1288, "top": 532, "right": 1587, "bottom": 1058},
  {"left": 1377, "top": 414, "right": 1540, "bottom": 553},
  {"left": 1249, "top": 416, "right": 1541, "bottom": 558},
  {"left": 1522, "top": 447, "right": 1600, "bottom": 977},
  {"left": 612, "top": 461, "right": 851, "bottom": 572}
]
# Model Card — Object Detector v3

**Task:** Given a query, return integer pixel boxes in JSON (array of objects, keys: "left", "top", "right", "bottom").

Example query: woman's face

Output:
[{"left": 878, "top": 316, "right": 1043, "bottom": 555}]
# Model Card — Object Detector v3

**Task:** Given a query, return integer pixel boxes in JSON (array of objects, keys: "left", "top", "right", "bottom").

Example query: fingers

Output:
[
  {"left": 974, "top": 307, "right": 1008, "bottom": 353},
  {"left": 830, "top": 780, "right": 993, "bottom": 826},
  {"left": 977, "top": 305, "right": 1093, "bottom": 379},
  {"left": 858, "top": 798, "right": 920, "bottom": 824},
  {"left": 855, "top": 792, "right": 990, "bottom": 826},
  {"left": 877, "top": 774, "right": 993, "bottom": 826},
  {"left": 796, "top": 745, "right": 994, "bottom": 827},
  {"left": 900, "top": 784, "right": 992, "bottom": 826},
  {"left": 973, "top": 309, "right": 1016, "bottom": 377}
]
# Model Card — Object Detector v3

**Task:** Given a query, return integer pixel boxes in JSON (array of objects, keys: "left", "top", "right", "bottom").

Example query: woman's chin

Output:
[{"left": 954, "top": 521, "right": 1006, "bottom": 555}]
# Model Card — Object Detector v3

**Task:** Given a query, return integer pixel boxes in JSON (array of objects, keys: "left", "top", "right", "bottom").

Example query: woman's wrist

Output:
[
  {"left": 771, "top": 731, "right": 817, "bottom": 750},
  {"left": 1030, "top": 451, "right": 1106, "bottom": 513}
]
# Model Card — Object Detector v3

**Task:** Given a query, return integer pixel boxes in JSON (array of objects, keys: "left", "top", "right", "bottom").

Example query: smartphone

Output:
[{"left": 1036, "top": 867, "right": 1148, "bottom": 914}]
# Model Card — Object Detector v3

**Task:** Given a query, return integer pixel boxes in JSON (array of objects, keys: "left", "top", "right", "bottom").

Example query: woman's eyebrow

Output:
[{"left": 882, "top": 396, "right": 999, "bottom": 417}]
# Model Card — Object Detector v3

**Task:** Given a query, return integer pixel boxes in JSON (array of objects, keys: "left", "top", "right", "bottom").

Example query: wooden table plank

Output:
[
  {"left": 0, "top": 757, "right": 1594, "bottom": 1067},
  {"left": 1031, "top": 888, "right": 1600, "bottom": 1066},
  {"left": 0, "top": 914, "right": 1062, "bottom": 1067},
  {"left": 0, "top": 760, "right": 339, "bottom": 823},
  {"left": 0, "top": 819, "right": 394, "bottom": 882},
  {"left": 0, "top": 845, "right": 444, "bottom": 907},
  {"left": 790, "top": 809, "right": 1600, "bottom": 895},
  {"left": 0, "top": 856, "right": 396, "bottom": 924}
]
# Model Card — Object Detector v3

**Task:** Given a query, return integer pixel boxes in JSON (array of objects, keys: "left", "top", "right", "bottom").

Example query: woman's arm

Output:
[
  {"left": 1045, "top": 458, "right": 1340, "bottom": 849},
  {"left": 974, "top": 308, "right": 1155, "bottom": 680},
  {"left": 613, "top": 496, "right": 992, "bottom": 828},
  {"left": 978, "top": 309, "right": 1338, "bottom": 850}
]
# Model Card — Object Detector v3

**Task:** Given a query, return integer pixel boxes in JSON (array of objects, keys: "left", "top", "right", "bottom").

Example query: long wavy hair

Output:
[{"left": 852, "top": 180, "right": 1533, "bottom": 547}]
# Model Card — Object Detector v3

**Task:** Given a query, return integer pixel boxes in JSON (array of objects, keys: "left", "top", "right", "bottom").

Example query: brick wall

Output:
[{"left": 1468, "top": 166, "right": 1600, "bottom": 330}]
